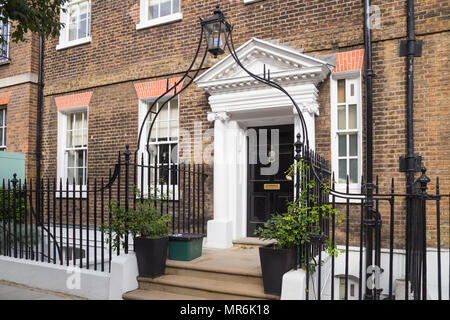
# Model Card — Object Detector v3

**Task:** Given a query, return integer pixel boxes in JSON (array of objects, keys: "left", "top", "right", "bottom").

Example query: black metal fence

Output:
[
  {"left": 0, "top": 146, "right": 208, "bottom": 272},
  {"left": 297, "top": 151, "right": 449, "bottom": 300}
]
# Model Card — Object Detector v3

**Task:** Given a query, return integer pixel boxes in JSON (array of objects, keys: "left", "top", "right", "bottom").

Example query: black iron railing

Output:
[
  {"left": 297, "top": 154, "right": 449, "bottom": 300},
  {"left": 0, "top": 147, "right": 208, "bottom": 272}
]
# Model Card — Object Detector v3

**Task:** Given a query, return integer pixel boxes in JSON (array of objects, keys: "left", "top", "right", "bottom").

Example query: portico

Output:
[{"left": 195, "top": 38, "right": 333, "bottom": 248}]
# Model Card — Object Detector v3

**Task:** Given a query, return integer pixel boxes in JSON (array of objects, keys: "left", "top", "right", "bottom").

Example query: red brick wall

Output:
[
  {"left": 37, "top": 0, "right": 449, "bottom": 245},
  {"left": 0, "top": 30, "right": 39, "bottom": 178}
]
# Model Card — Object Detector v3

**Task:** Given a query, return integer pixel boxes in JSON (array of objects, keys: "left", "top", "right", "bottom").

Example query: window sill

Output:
[
  {"left": 244, "top": 0, "right": 264, "bottom": 4},
  {"left": 56, "top": 37, "right": 91, "bottom": 51},
  {"left": 136, "top": 12, "right": 183, "bottom": 30},
  {"left": 0, "top": 59, "right": 10, "bottom": 66}
]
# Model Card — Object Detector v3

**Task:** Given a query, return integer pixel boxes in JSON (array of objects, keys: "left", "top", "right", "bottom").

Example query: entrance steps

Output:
[{"left": 123, "top": 246, "right": 279, "bottom": 300}]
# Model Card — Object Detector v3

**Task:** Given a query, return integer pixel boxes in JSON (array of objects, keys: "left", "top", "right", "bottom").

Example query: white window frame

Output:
[
  {"left": 56, "top": 0, "right": 91, "bottom": 50},
  {"left": 137, "top": 0, "right": 183, "bottom": 30},
  {"left": 138, "top": 97, "right": 179, "bottom": 199},
  {"left": 330, "top": 71, "right": 363, "bottom": 197},
  {"left": 0, "top": 18, "right": 10, "bottom": 62},
  {"left": 0, "top": 107, "right": 6, "bottom": 151},
  {"left": 57, "top": 107, "right": 88, "bottom": 197}
]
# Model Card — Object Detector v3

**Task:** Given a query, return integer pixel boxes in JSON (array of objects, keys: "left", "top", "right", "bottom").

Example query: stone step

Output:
[
  {"left": 165, "top": 265, "right": 263, "bottom": 287},
  {"left": 137, "top": 274, "right": 279, "bottom": 300},
  {"left": 232, "top": 237, "right": 276, "bottom": 249},
  {"left": 123, "top": 289, "right": 206, "bottom": 300}
]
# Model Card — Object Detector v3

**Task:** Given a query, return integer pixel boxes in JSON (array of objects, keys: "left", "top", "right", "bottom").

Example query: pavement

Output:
[{"left": 0, "top": 281, "right": 84, "bottom": 300}]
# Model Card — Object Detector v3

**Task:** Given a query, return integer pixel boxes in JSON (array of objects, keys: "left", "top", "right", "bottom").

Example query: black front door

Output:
[{"left": 247, "top": 124, "right": 294, "bottom": 236}]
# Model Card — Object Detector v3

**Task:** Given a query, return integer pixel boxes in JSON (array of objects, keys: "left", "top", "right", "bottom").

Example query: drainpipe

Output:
[
  {"left": 401, "top": 0, "right": 422, "bottom": 189},
  {"left": 363, "top": 0, "right": 376, "bottom": 300},
  {"left": 399, "top": 0, "right": 423, "bottom": 300},
  {"left": 36, "top": 35, "right": 44, "bottom": 180},
  {"left": 35, "top": 35, "right": 44, "bottom": 224}
]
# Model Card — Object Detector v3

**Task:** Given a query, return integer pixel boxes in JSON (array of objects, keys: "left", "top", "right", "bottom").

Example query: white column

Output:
[
  {"left": 205, "top": 112, "right": 233, "bottom": 248},
  {"left": 293, "top": 104, "right": 316, "bottom": 151}
]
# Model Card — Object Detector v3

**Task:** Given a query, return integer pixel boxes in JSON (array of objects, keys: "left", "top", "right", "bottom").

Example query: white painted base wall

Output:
[
  {"left": 0, "top": 255, "right": 110, "bottom": 300},
  {"left": 281, "top": 246, "right": 449, "bottom": 300},
  {"left": 108, "top": 253, "right": 139, "bottom": 300}
]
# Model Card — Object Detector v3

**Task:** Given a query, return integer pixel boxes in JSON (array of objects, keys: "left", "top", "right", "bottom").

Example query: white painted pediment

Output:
[{"left": 195, "top": 38, "right": 332, "bottom": 94}]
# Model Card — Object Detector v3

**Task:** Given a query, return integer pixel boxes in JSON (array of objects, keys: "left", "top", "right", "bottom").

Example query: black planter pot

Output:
[
  {"left": 134, "top": 236, "right": 168, "bottom": 278},
  {"left": 259, "top": 244, "right": 297, "bottom": 296}
]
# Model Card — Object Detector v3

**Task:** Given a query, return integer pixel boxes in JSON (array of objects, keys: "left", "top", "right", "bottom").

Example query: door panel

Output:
[{"left": 247, "top": 124, "right": 294, "bottom": 236}]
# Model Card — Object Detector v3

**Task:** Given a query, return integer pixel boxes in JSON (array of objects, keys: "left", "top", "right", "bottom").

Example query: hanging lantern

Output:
[{"left": 200, "top": 6, "right": 231, "bottom": 57}]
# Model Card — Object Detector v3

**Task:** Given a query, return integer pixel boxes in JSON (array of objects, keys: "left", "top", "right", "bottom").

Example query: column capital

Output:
[{"left": 207, "top": 111, "right": 230, "bottom": 122}]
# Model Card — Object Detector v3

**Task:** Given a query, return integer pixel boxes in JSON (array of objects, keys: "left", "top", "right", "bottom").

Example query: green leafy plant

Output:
[
  {"left": 255, "top": 159, "right": 343, "bottom": 269},
  {"left": 101, "top": 189, "right": 172, "bottom": 251},
  {"left": 0, "top": 222, "right": 41, "bottom": 255},
  {"left": 0, "top": 189, "right": 26, "bottom": 223},
  {"left": 0, "top": 0, "right": 69, "bottom": 44}
]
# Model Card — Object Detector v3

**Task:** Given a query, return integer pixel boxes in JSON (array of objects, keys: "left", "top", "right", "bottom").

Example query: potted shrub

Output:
[
  {"left": 102, "top": 194, "right": 172, "bottom": 278},
  {"left": 255, "top": 160, "right": 341, "bottom": 296}
]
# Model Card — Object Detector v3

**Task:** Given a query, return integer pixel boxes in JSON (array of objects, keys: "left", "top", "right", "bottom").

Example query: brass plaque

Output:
[{"left": 264, "top": 184, "right": 280, "bottom": 190}]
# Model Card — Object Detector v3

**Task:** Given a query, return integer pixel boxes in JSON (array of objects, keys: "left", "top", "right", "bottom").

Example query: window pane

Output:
[
  {"left": 78, "top": 18, "right": 87, "bottom": 39},
  {"left": 149, "top": 0, "right": 159, "bottom": 19},
  {"left": 338, "top": 159, "right": 347, "bottom": 184},
  {"left": 82, "top": 128, "right": 88, "bottom": 146},
  {"left": 68, "top": 7, "right": 78, "bottom": 41},
  {"left": 74, "top": 112, "right": 83, "bottom": 129},
  {"left": 78, "top": 3, "right": 88, "bottom": 38},
  {"left": 338, "top": 135, "right": 347, "bottom": 157},
  {"left": 0, "top": 109, "right": 3, "bottom": 125},
  {"left": 149, "top": 123, "right": 157, "bottom": 142},
  {"left": 67, "top": 114, "right": 73, "bottom": 130},
  {"left": 170, "top": 144, "right": 178, "bottom": 164},
  {"left": 348, "top": 104, "right": 357, "bottom": 129},
  {"left": 158, "top": 121, "right": 169, "bottom": 139},
  {"left": 66, "top": 131, "right": 73, "bottom": 148},
  {"left": 350, "top": 159, "right": 358, "bottom": 184},
  {"left": 338, "top": 105, "right": 346, "bottom": 130},
  {"left": 169, "top": 99, "right": 178, "bottom": 120},
  {"left": 173, "top": 0, "right": 180, "bottom": 13},
  {"left": 170, "top": 120, "right": 178, "bottom": 140},
  {"left": 349, "top": 134, "right": 358, "bottom": 156},
  {"left": 73, "top": 129, "right": 83, "bottom": 147},
  {"left": 77, "top": 150, "right": 85, "bottom": 168},
  {"left": 77, "top": 167, "right": 84, "bottom": 185},
  {"left": 67, "top": 150, "right": 75, "bottom": 167},
  {"left": 159, "top": 104, "right": 169, "bottom": 122},
  {"left": 0, "top": 129, "right": 3, "bottom": 146},
  {"left": 149, "top": 144, "right": 158, "bottom": 161},
  {"left": 159, "top": 144, "right": 170, "bottom": 164},
  {"left": 160, "top": 0, "right": 171, "bottom": 17},
  {"left": 338, "top": 79, "right": 346, "bottom": 103},
  {"left": 68, "top": 168, "right": 75, "bottom": 183}
]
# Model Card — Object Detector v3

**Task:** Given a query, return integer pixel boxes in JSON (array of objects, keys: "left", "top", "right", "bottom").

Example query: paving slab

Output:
[{"left": 0, "top": 281, "right": 84, "bottom": 300}]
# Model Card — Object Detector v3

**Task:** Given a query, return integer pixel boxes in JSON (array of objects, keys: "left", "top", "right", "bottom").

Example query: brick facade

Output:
[
  {"left": 34, "top": 1, "right": 449, "bottom": 245},
  {"left": 0, "top": 29, "right": 40, "bottom": 178}
]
